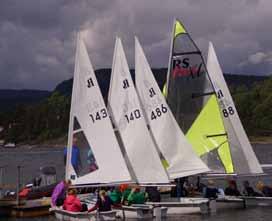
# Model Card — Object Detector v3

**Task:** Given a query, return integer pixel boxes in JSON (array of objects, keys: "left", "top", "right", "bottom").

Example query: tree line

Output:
[{"left": 0, "top": 76, "right": 271, "bottom": 145}]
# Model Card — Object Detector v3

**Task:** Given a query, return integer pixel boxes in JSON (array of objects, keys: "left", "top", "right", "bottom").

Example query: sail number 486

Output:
[{"left": 151, "top": 104, "right": 167, "bottom": 120}]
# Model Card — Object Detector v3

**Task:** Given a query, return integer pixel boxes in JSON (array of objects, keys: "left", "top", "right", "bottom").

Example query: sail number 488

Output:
[
  {"left": 222, "top": 106, "right": 234, "bottom": 118},
  {"left": 151, "top": 104, "right": 167, "bottom": 120}
]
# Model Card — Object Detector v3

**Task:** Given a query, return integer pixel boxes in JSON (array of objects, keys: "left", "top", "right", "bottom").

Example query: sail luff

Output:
[
  {"left": 66, "top": 33, "right": 80, "bottom": 180},
  {"left": 165, "top": 19, "right": 177, "bottom": 97},
  {"left": 207, "top": 42, "right": 263, "bottom": 174}
]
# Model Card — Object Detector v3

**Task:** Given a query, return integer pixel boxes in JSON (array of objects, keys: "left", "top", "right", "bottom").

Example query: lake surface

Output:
[{"left": 0, "top": 143, "right": 272, "bottom": 220}]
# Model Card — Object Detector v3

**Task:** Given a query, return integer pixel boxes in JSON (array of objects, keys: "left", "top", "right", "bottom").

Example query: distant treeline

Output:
[{"left": 0, "top": 69, "right": 271, "bottom": 144}]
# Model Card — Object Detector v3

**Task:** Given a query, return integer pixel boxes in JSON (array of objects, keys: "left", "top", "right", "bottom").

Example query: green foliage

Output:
[
  {"left": 0, "top": 92, "right": 70, "bottom": 143},
  {"left": 233, "top": 77, "right": 272, "bottom": 136},
  {"left": 0, "top": 74, "right": 271, "bottom": 144}
]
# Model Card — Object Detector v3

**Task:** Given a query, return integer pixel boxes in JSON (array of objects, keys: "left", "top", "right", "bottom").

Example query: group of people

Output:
[
  {"left": 51, "top": 181, "right": 159, "bottom": 213},
  {"left": 203, "top": 179, "right": 272, "bottom": 199}
]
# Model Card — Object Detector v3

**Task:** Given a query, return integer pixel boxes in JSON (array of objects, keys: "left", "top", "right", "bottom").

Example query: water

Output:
[
  {"left": 0, "top": 143, "right": 272, "bottom": 220},
  {"left": 1, "top": 207, "right": 272, "bottom": 220}
]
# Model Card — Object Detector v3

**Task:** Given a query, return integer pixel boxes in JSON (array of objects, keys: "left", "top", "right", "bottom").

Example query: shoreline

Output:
[{"left": 0, "top": 141, "right": 271, "bottom": 152}]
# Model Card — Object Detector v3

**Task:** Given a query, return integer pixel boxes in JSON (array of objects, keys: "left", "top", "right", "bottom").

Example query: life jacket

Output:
[{"left": 63, "top": 195, "right": 82, "bottom": 212}]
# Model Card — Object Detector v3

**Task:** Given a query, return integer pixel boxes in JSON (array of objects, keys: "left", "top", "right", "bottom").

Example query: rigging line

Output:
[
  {"left": 206, "top": 133, "right": 228, "bottom": 138},
  {"left": 173, "top": 51, "right": 201, "bottom": 56},
  {"left": 191, "top": 91, "right": 215, "bottom": 99}
]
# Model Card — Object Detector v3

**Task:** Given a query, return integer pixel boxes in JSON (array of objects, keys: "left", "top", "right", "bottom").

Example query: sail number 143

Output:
[{"left": 89, "top": 108, "right": 108, "bottom": 123}]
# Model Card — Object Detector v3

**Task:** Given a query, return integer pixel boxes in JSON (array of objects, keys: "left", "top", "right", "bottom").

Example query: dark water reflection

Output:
[{"left": 0, "top": 143, "right": 272, "bottom": 220}]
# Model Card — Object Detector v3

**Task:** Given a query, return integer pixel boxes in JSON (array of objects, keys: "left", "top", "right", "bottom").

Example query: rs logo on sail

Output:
[{"left": 172, "top": 58, "right": 203, "bottom": 79}]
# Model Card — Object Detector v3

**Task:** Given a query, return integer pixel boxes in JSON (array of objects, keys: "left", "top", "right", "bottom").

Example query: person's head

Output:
[
  {"left": 228, "top": 180, "right": 237, "bottom": 189},
  {"left": 99, "top": 190, "right": 107, "bottom": 197},
  {"left": 119, "top": 184, "right": 129, "bottom": 192},
  {"left": 130, "top": 184, "right": 140, "bottom": 192},
  {"left": 207, "top": 180, "right": 215, "bottom": 187},
  {"left": 64, "top": 180, "right": 71, "bottom": 188},
  {"left": 256, "top": 181, "right": 264, "bottom": 191},
  {"left": 68, "top": 188, "right": 77, "bottom": 196},
  {"left": 243, "top": 180, "right": 250, "bottom": 188},
  {"left": 72, "top": 137, "right": 78, "bottom": 146}
]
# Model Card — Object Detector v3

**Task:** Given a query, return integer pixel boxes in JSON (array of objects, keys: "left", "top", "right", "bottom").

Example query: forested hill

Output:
[
  {"left": 54, "top": 68, "right": 268, "bottom": 97},
  {"left": 0, "top": 68, "right": 270, "bottom": 144}
]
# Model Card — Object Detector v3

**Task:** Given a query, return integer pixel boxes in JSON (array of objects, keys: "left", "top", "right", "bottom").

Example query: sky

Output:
[{"left": 0, "top": 0, "right": 271, "bottom": 90}]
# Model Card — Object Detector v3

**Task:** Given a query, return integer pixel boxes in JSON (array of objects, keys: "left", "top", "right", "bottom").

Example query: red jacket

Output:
[{"left": 63, "top": 195, "right": 82, "bottom": 212}]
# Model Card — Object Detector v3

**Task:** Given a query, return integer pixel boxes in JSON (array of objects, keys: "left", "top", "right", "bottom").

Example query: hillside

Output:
[
  {"left": 0, "top": 69, "right": 270, "bottom": 144},
  {"left": 54, "top": 68, "right": 268, "bottom": 98}
]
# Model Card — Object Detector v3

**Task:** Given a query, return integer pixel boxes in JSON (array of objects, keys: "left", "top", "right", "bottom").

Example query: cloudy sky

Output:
[{"left": 0, "top": 0, "right": 271, "bottom": 90}]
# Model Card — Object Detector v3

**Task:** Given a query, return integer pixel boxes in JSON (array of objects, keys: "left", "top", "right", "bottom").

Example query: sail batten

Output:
[{"left": 108, "top": 38, "right": 170, "bottom": 184}]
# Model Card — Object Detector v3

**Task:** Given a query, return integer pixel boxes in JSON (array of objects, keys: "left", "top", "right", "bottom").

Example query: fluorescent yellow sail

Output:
[
  {"left": 175, "top": 20, "right": 186, "bottom": 37},
  {"left": 186, "top": 95, "right": 234, "bottom": 173}
]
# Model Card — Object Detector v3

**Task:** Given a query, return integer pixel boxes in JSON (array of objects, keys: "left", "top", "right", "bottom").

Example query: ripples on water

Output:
[
  {"left": 1, "top": 144, "right": 272, "bottom": 220},
  {"left": 1, "top": 207, "right": 272, "bottom": 221}
]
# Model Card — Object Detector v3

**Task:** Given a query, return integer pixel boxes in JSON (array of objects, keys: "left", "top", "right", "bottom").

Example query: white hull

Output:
[{"left": 50, "top": 208, "right": 116, "bottom": 221}]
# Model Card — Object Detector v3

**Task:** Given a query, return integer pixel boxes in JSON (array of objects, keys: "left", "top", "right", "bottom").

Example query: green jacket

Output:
[
  {"left": 127, "top": 191, "right": 146, "bottom": 205},
  {"left": 109, "top": 190, "right": 122, "bottom": 204},
  {"left": 121, "top": 188, "right": 131, "bottom": 203}
]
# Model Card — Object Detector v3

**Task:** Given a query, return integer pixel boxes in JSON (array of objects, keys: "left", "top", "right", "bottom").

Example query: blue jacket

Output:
[{"left": 64, "top": 146, "right": 81, "bottom": 171}]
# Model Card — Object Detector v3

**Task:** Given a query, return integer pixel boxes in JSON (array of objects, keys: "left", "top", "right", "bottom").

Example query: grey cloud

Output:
[{"left": 0, "top": 0, "right": 271, "bottom": 90}]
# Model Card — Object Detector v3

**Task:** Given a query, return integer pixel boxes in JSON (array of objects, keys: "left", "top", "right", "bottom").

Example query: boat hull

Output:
[{"left": 50, "top": 208, "right": 117, "bottom": 221}]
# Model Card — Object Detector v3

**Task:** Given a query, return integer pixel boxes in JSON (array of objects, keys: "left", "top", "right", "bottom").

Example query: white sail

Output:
[
  {"left": 108, "top": 38, "right": 169, "bottom": 184},
  {"left": 207, "top": 42, "right": 263, "bottom": 174},
  {"left": 135, "top": 37, "right": 209, "bottom": 179},
  {"left": 66, "top": 34, "right": 132, "bottom": 185}
]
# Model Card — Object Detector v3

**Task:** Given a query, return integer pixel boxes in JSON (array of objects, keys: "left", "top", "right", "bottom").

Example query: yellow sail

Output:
[{"left": 186, "top": 95, "right": 234, "bottom": 173}]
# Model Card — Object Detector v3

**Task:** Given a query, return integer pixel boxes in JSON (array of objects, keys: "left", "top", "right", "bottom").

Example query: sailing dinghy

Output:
[
  {"left": 52, "top": 34, "right": 132, "bottom": 220},
  {"left": 165, "top": 19, "right": 263, "bottom": 175},
  {"left": 135, "top": 37, "right": 209, "bottom": 179},
  {"left": 207, "top": 42, "right": 263, "bottom": 175},
  {"left": 108, "top": 37, "right": 170, "bottom": 184}
]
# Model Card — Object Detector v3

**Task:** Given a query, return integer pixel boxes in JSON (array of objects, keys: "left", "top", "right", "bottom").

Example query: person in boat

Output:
[
  {"left": 146, "top": 186, "right": 161, "bottom": 202},
  {"left": 109, "top": 186, "right": 122, "bottom": 205},
  {"left": 87, "top": 149, "right": 98, "bottom": 172},
  {"left": 170, "top": 177, "right": 188, "bottom": 197},
  {"left": 224, "top": 180, "right": 241, "bottom": 196},
  {"left": 64, "top": 137, "right": 82, "bottom": 175},
  {"left": 120, "top": 184, "right": 131, "bottom": 205},
  {"left": 127, "top": 185, "right": 146, "bottom": 205},
  {"left": 256, "top": 181, "right": 272, "bottom": 197},
  {"left": 63, "top": 188, "right": 83, "bottom": 212},
  {"left": 51, "top": 180, "right": 71, "bottom": 207},
  {"left": 243, "top": 180, "right": 262, "bottom": 197},
  {"left": 203, "top": 180, "right": 220, "bottom": 199},
  {"left": 88, "top": 190, "right": 113, "bottom": 212}
]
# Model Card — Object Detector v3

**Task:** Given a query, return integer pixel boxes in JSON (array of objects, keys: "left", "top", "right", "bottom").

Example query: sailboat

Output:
[
  {"left": 165, "top": 19, "right": 263, "bottom": 175},
  {"left": 207, "top": 42, "right": 263, "bottom": 175},
  {"left": 107, "top": 37, "right": 170, "bottom": 184},
  {"left": 52, "top": 34, "right": 132, "bottom": 220},
  {"left": 134, "top": 37, "right": 209, "bottom": 179}
]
